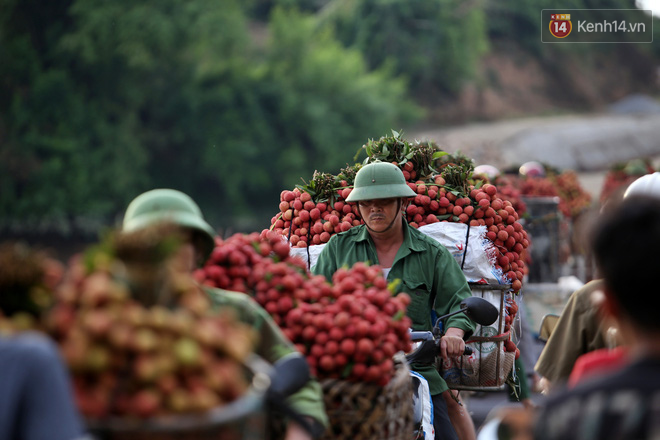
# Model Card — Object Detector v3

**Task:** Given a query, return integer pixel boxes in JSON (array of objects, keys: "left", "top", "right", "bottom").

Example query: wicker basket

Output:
[
  {"left": 319, "top": 358, "right": 413, "bottom": 440},
  {"left": 86, "top": 388, "right": 267, "bottom": 440},
  {"left": 441, "top": 283, "right": 516, "bottom": 391}
]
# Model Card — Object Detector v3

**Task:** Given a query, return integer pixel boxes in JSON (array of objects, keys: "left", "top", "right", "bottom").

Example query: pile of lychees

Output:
[
  {"left": 267, "top": 132, "right": 530, "bottom": 294},
  {"left": 46, "top": 226, "right": 256, "bottom": 420},
  {"left": 196, "top": 232, "right": 412, "bottom": 384}
]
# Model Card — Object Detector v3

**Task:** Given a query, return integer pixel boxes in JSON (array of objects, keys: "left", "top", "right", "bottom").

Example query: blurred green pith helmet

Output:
[
  {"left": 346, "top": 162, "right": 416, "bottom": 202},
  {"left": 122, "top": 189, "right": 216, "bottom": 261}
]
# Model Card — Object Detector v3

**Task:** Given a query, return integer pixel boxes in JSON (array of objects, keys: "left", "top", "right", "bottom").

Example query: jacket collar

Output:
[{"left": 356, "top": 218, "right": 427, "bottom": 256}]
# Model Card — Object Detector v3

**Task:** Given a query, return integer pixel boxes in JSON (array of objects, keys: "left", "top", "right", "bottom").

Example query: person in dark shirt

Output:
[{"left": 534, "top": 193, "right": 660, "bottom": 440}]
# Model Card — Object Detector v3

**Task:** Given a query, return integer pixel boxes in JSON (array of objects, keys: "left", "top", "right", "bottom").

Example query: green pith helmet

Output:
[
  {"left": 122, "top": 189, "right": 216, "bottom": 262},
  {"left": 346, "top": 162, "right": 416, "bottom": 202}
]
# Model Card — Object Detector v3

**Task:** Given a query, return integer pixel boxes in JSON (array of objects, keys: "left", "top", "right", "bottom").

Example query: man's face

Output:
[
  {"left": 169, "top": 228, "right": 202, "bottom": 274},
  {"left": 358, "top": 198, "right": 402, "bottom": 233}
]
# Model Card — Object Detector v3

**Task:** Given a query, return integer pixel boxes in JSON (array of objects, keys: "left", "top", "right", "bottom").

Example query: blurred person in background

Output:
[
  {"left": 534, "top": 173, "right": 660, "bottom": 392},
  {"left": 533, "top": 193, "right": 660, "bottom": 439},
  {"left": 0, "top": 332, "right": 89, "bottom": 440},
  {"left": 533, "top": 278, "right": 607, "bottom": 393},
  {"left": 121, "top": 188, "right": 328, "bottom": 439},
  {"left": 0, "top": 243, "right": 88, "bottom": 440}
]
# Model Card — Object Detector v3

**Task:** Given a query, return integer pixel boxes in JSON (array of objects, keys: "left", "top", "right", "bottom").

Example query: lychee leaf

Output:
[
  {"left": 341, "top": 362, "right": 354, "bottom": 379},
  {"left": 387, "top": 278, "right": 401, "bottom": 294},
  {"left": 364, "top": 142, "right": 373, "bottom": 157}
]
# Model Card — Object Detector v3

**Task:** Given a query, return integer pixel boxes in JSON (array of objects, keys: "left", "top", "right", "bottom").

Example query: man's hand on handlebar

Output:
[{"left": 440, "top": 328, "right": 466, "bottom": 359}]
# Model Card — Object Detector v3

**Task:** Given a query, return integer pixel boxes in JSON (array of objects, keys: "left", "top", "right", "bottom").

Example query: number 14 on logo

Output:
[{"left": 550, "top": 14, "right": 572, "bottom": 38}]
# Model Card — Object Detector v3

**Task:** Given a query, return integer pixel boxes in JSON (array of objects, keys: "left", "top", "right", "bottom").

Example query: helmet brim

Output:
[
  {"left": 345, "top": 183, "right": 417, "bottom": 202},
  {"left": 123, "top": 211, "right": 216, "bottom": 263}
]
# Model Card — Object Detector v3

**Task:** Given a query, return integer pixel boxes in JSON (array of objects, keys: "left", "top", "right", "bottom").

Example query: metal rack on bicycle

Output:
[{"left": 440, "top": 282, "right": 517, "bottom": 392}]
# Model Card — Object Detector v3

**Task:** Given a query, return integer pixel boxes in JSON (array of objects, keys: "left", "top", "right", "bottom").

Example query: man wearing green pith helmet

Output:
[
  {"left": 122, "top": 188, "right": 328, "bottom": 440},
  {"left": 312, "top": 162, "right": 476, "bottom": 440}
]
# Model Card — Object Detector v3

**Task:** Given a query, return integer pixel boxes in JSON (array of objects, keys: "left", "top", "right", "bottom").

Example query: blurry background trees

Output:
[{"left": 0, "top": 0, "right": 657, "bottom": 253}]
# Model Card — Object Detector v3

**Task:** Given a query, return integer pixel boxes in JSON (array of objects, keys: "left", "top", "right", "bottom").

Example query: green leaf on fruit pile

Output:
[
  {"left": 295, "top": 183, "right": 317, "bottom": 199},
  {"left": 432, "top": 151, "right": 449, "bottom": 160},
  {"left": 435, "top": 151, "right": 475, "bottom": 173},
  {"left": 409, "top": 140, "right": 440, "bottom": 182},
  {"left": 441, "top": 164, "right": 472, "bottom": 195},
  {"left": 363, "top": 142, "right": 373, "bottom": 158},
  {"left": 341, "top": 362, "right": 354, "bottom": 379},
  {"left": 393, "top": 310, "right": 405, "bottom": 321},
  {"left": 435, "top": 214, "right": 451, "bottom": 221},
  {"left": 298, "top": 171, "right": 340, "bottom": 203},
  {"left": 361, "top": 130, "right": 411, "bottom": 165},
  {"left": 387, "top": 278, "right": 401, "bottom": 294},
  {"left": 337, "top": 163, "right": 361, "bottom": 186}
]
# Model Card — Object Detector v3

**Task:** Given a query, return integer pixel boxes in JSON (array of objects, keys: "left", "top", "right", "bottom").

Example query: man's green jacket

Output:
[
  {"left": 205, "top": 287, "right": 329, "bottom": 431},
  {"left": 312, "top": 221, "right": 475, "bottom": 395}
]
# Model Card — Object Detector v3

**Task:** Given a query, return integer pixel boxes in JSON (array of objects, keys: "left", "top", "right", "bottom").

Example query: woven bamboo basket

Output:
[
  {"left": 441, "top": 283, "right": 516, "bottom": 391},
  {"left": 319, "top": 357, "right": 413, "bottom": 440}
]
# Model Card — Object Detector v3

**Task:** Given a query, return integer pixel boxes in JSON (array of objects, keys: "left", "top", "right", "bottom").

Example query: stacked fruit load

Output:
[
  {"left": 480, "top": 175, "right": 527, "bottom": 217},
  {"left": 45, "top": 226, "right": 257, "bottom": 420},
  {"left": 269, "top": 165, "right": 361, "bottom": 248},
  {"left": 511, "top": 168, "right": 592, "bottom": 220},
  {"left": 0, "top": 242, "right": 62, "bottom": 333},
  {"left": 600, "top": 159, "right": 655, "bottom": 204},
  {"left": 268, "top": 131, "right": 529, "bottom": 294},
  {"left": 196, "top": 231, "right": 412, "bottom": 385}
]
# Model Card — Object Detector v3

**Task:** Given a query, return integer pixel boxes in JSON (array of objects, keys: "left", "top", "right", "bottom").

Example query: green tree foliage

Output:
[
  {"left": 58, "top": 0, "right": 259, "bottom": 226},
  {"left": 3, "top": 0, "right": 655, "bottom": 240},
  {"left": 0, "top": 0, "right": 418, "bottom": 234},
  {"left": 0, "top": 0, "right": 148, "bottom": 230},
  {"left": 319, "top": 0, "right": 489, "bottom": 97},
  {"left": 192, "top": 7, "right": 419, "bottom": 226}
]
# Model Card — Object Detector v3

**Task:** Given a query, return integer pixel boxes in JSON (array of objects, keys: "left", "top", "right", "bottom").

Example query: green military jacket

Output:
[
  {"left": 311, "top": 220, "right": 476, "bottom": 395},
  {"left": 204, "top": 287, "right": 329, "bottom": 430}
]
